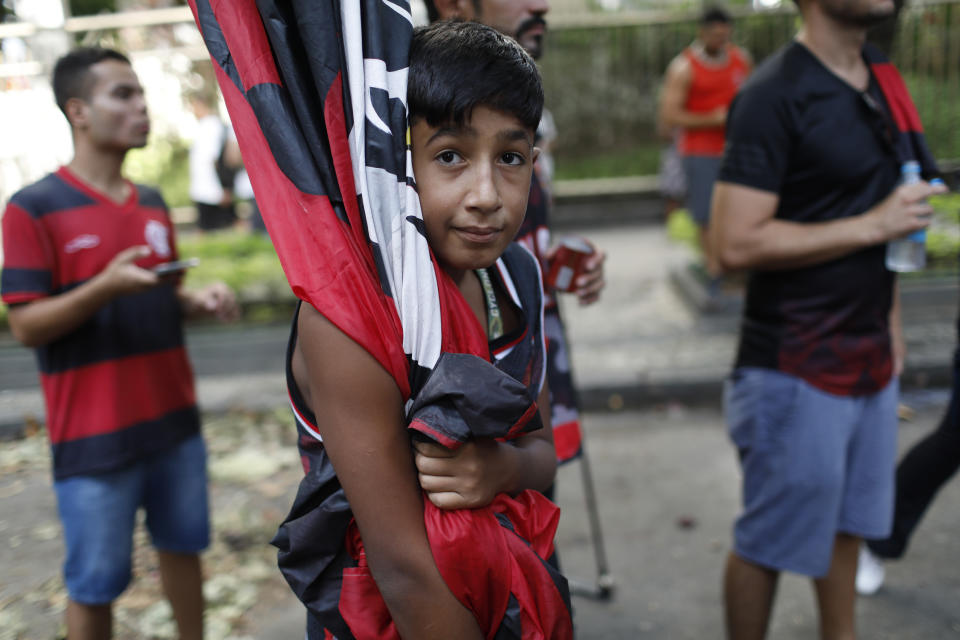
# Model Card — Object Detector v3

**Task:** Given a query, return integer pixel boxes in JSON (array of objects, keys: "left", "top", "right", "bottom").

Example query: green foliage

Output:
[
  {"left": 1, "top": 231, "right": 291, "bottom": 330},
  {"left": 539, "top": 12, "right": 799, "bottom": 177},
  {"left": 69, "top": 0, "right": 116, "bottom": 16},
  {"left": 124, "top": 137, "right": 191, "bottom": 209},
  {"left": 901, "top": 74, "right": 960, "bottom": 164},
  {"left": 930, "top": 193, "right": 960, "bottom": 223},
  {"left": 176, "top": 230, "right": 291, "bottom": 306},
  {"left": 555, "top": 145, "right": 661, "bottom": 180},
  {"left": 926, "top": 193, "right": 960, "bottom": 269}
]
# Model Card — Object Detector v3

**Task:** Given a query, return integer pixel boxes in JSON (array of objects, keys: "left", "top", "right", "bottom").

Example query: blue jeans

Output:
[
  {"left": 725, "top": 368, "right": 898, "bottom": 577},
  {"left": 54, "top": 433, "right": 209, "bottom": 604}
]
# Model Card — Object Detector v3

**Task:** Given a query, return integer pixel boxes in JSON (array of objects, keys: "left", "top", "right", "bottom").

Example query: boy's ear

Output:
[
  {"left": 432, "top": 0, "right": 478, "bottom": 20},
  {"left": 531, "top": 146, "right": 541, "bottom": 165}
]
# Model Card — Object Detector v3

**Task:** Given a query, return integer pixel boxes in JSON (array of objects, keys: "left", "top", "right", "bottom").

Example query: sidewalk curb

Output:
[
  {"left": 2, "top": 359, "right": 952, "bottom": 441},
  {"left": 575, "top": 358, "right": 953, "bottom": 414}
]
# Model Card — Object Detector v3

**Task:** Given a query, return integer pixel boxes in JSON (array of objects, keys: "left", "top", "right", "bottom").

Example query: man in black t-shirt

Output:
[{"left": 711, "top": 0, "right": 945, "bottom": 636}]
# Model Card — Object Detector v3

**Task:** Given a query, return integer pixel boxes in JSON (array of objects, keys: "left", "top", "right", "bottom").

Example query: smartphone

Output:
[{"left": 152, "top": 258, "right": 200, "bottom": 275}]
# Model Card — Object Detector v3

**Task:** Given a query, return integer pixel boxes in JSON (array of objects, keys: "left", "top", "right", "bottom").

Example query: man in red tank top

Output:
[{"left": 658, "top": 7, "right": 751, "bottom": 282}]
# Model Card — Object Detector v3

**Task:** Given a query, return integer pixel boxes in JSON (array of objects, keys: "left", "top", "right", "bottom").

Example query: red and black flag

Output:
[
  {"left": 865, "top": 45, "right": 939, "bottom": 178},
  {"left": 187, "top": 1, "right": 572, "bottom": 637}
]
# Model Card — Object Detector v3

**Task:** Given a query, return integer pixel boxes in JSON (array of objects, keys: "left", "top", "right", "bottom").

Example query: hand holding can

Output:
[{"left": 545, "top": 236, "right": 595, "bottom": 293}]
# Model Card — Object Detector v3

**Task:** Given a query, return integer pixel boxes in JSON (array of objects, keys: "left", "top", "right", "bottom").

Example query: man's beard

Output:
[
  {"left": 822, "top": 0, "right": 894, "bottom": 28},
  {"left": 516, "top": 16, "right": 547, "bottom": 59}
]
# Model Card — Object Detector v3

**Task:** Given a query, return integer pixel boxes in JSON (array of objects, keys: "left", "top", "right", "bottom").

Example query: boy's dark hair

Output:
[
  {"left": 408, "top": 21, "right": 543, "bottom": 131},
  {"left": 423, "top": 0, "right": 483, "bottom": 24},
  {"left": 52, "top": 47, "right": 130, "bottom": 117},
  {"left": 701, "top": 6, "right": 732, "bottom": 24}
]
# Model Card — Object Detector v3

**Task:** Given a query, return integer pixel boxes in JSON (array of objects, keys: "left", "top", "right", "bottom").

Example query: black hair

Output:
[
  {"left": 701, "top": 6, "right": 732, "bottom": 24},
  {"left": 408, "top": 21, "right": 543, "bottom": 131},
  {"left": 52, "top": 47, "right": 130, "bottom": 117},
  {"left": 423, "top": 0, "right": 483, "bottom": 23}
]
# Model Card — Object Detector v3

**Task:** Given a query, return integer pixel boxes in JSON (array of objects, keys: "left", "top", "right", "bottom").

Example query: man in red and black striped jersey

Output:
[{"left": 1, "top": 48, "right": 238, "bottom": 640}]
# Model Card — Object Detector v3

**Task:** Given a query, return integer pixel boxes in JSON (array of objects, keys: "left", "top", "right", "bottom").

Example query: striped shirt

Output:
[{"left": 1, "top": 167, "right": 200, "bottom": 478}]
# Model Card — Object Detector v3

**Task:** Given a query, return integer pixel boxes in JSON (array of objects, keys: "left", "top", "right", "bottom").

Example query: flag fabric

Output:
[
  {"left": 187, "top": 1, "right": 572, "bottom": 637},
  {"left": 515, "top": 169, "right": 584, "bottom": 463},
  {"left": 865, "top": 45, "right": 939, "bottom": 178}
]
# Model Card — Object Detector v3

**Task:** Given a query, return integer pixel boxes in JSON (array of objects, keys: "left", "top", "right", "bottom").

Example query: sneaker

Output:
[{"left": 856, "top": 545, "right": 886, "bottom": 596}]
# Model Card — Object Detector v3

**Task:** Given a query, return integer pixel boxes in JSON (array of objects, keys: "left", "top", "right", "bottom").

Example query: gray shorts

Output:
[
  {"left": 659, "top": 143, "right": 687, "bottom": 200},
  {"left": 724, "top": 367, "right": 898, "bottom": 578},
  {"left": 682, "top": 154, "right": 723, "bottom": 227}
]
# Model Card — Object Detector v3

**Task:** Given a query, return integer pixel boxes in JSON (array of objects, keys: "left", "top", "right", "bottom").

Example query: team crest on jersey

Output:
[
  {"left": 144, "top": 220, "right": 171, "bottom": 258},
  {"left": 64, "top": 234, "right": 100, "bottom": 254}
]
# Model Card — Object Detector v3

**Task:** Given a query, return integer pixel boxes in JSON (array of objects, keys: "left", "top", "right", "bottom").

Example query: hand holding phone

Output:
[{"left": 152, "top": 258, "right": 200, "bottom": 276}]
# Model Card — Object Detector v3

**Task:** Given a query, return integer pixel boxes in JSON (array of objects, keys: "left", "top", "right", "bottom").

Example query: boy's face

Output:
[
  {"left": 411, "top": 105, "right": 538, "bottom": 282},
  {"left": 71, "top": 59, "right": 150, "bottom": 151}
]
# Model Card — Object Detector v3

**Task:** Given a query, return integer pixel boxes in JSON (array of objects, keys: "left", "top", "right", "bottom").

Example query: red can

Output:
[{"left": 545, "top": 236, "right": 594, "bottom": 293}]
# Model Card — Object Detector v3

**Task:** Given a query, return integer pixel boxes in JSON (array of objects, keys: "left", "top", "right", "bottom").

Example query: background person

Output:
[
  {"left": 1, "top": 48, "right": 238, "bottom": 640},
  {"left": 187, "top": 89, "right": 240, "bottom": 231},
  {"left": 857, "top": 316, "right": 960, "bottom": 594},
  {"left": 710, "top": 0, "right": 944, "bottom": 635},
  {"left": 659, "top": 6, "right": 750, "bottom": 283}
]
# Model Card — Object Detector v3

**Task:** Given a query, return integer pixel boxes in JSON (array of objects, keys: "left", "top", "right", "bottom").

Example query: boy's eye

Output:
[
  {"left": 500, "top": 152, "right": 526, "bottom": 166},
  {"left": 436, "top": 150, "right": 463, "bottom": 165}
]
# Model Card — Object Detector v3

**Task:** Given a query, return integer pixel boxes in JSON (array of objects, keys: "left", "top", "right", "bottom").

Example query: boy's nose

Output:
[{"left": 465, "top": 165, "right": 502, "bottom": 213}]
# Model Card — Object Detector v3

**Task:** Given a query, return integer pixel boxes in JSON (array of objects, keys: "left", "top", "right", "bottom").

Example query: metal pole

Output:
[{"left": 567, "top": 439, "right": 615, "bottom": 600}]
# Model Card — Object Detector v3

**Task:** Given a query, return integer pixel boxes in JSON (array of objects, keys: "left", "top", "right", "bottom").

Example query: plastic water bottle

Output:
[{"left": 885, "top": 161, "right": 937, "bottom": 272}]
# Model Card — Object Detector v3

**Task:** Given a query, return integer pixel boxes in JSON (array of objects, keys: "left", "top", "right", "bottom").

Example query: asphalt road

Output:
[{"left": 245, "top": 397, "right": 960, "bottom": 639}]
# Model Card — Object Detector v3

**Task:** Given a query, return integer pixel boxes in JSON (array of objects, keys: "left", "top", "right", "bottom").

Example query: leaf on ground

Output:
[{"left": 210, "top": 448, "right": 287, "bottom": 483}]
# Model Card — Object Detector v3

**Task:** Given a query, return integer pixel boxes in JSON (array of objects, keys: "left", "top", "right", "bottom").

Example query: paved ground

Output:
[
  {"left": 2, "top": 223, "right": 959, "bottom": 638},
  {"left": 240, "top": 398, "right": 960, "bottom": 640}
]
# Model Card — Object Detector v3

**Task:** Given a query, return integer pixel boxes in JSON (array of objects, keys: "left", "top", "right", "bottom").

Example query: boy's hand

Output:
[{"left": 414, "top": 439, "right": 507, "bottom": 510}]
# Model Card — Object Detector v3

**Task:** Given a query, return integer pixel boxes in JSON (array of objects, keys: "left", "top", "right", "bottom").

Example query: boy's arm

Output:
[
  {"left": 7, "top": 246, "right": 159, "bottom": 347},
  {"left": 414, "top": 378, "right": 558, "bottom": 510},
  {"left": 296, "top": 304, "right": 483, "bottom": 640}
]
